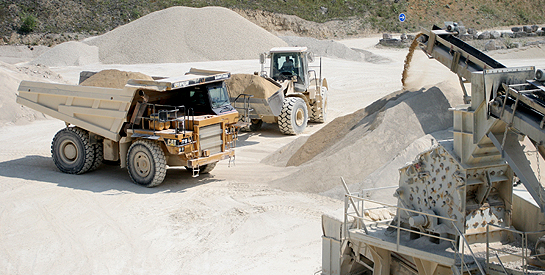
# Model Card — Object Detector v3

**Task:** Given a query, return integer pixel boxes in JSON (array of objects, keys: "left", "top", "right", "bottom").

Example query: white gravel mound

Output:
[
  {"left": 83, "top": 6, "right": 287, "bottom": 64},
  {"left": 30, "top": 41, "right": 99, "bottom": 67},
  {"left": 281, "top": 36, "right": 364, "bottom": 62},
  {"left": 280, "top": 36, "right": 392, "bottom": 63}
]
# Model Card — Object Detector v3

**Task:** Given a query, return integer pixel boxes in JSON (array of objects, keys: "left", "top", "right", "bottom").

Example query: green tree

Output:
[{"left": 20, "top": 14, "right": 37, "bottom": 34}]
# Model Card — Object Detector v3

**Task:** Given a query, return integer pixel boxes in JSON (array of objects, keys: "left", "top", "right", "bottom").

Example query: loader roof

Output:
[{"left": 269, "top": 47, "right": 308, "bottom": 53}]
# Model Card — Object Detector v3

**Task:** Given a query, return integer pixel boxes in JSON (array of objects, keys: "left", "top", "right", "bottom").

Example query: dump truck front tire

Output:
[
  {"left": 127, "top": 139, "right": 166, "bottom": 187},
  {"left": 279, "top": 97, "right": 308, "bottom": 135},
  {"left": 184, "top": 162, "right": 217, "bottom": 174},
  {"left": 310, "top": 87, "right": 328, "bottom": 123},
  {"left": 51, "top": 127, "right": 95, "bottom": 174},
  {"left": 200, "top": 162, "right": 217, "bottom": 174}
]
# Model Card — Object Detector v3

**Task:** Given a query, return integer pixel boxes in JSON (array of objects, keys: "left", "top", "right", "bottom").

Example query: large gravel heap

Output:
[
  {"left": 263, "top": 80, "right": 464, "bottom": 201},
  {"left": 82, "top": 6, "right": 287, "bottom": 64}
]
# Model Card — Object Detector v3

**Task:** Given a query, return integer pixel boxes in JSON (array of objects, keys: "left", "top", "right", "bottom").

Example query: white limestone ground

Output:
[{"left": 1, "top": 7, "right": 545, "bottom": 274}]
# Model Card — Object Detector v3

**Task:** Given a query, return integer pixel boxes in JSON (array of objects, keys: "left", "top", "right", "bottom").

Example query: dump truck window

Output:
[
  {"left": 208, "top": 84, "right": 230, "bottom": 109},
  {"left": 189, "top": 90, "right": 207, "bottom": 106}
]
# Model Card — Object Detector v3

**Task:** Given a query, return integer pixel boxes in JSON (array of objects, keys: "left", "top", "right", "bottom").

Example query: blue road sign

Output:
[{"left": 399, "top": 13, "right": 406, "bottom": 22}]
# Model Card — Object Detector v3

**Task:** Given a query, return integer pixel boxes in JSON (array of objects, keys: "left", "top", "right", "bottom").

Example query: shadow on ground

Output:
[{"left": 0, "top": 155, "right": 220, "bottom": 194}]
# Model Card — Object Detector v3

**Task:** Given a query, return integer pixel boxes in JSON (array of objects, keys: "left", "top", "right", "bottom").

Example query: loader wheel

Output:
[
  {"left": 51, "top": 127, "right": 94, "bottom": 174},
  {"left": 310, "top": 87, "right": 328, "bottom": 123},
  {"left": 250, "top": 119, "right": 263, "bottom": 131},
  {"left": 279, "top": 97, "right": 308, "bottom": 135},
  {"left": 127, "top": 139, "right": 166, "bottom": 187},
  {"left": 312, "top": 87, "right": 328, "bottom": 123},
  {"left": 536, "top": 236, "right": 545, "bottom": 261}
]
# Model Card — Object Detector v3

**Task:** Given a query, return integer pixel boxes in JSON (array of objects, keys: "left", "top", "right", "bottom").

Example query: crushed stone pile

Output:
[
  {"left": 265, "top": 80, "right": 464, "bottom": 201},
  {"left": 30, "top": 41, "right": 99, "bottom": 67},
  {"left": 80, "top": 69, "right": 153, "bottom": 89},
  {"left": 83, "top": 6, "right": 287, "bottom": 64},
  {"left": 225, "top": 74, "right": 280, "bottom": 99},
  {"left": 280, "top": 36, "right": 391, "bottom": 63}
]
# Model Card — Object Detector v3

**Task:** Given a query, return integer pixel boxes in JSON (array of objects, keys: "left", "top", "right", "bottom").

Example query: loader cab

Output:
[{"left": 269, "top": 47, "right": 310, "bottom": 92}]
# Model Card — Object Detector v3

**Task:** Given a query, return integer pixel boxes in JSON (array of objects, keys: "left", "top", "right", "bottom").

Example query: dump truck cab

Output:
[{"left": 172, "top": 76, "right": 234, "bottom": 116}]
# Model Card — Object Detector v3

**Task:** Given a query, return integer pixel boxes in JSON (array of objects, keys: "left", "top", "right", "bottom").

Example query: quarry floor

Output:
[{"left": 1, "top": 36, "right": 545, "bottom": 274}]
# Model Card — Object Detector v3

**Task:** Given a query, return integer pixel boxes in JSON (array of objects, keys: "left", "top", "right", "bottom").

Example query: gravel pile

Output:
[
  {"left": 281, "top": 36, "right": 364, "bottom": 62},
  {"left": 82, "top": 6, "right": 287, "bottom": 64},
  {"left": 30, "top": 41, "right": 99, "bottom": 67},
  {"left": 265, "top": 80, "right": 464, "bottom": 200},
  {"left": 280, "top": 36, "right": 391, "bottom": 63},
  {"left": 80, "top": 69, "right": 153, "bottom": 89}
]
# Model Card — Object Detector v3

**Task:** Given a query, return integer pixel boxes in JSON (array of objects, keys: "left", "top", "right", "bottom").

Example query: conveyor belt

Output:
[{"left": 431, "top": 25, "right": 505, "bottom": 70}]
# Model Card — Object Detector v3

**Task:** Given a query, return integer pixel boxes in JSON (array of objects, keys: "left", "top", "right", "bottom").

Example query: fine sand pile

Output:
[
  {"left": 264, "top": 79, "right": 464, "bottom": 200},
  {"left": 30, "top": 41, "right": 99, "bottom": 67},
  {"left": 80, "top": 69, "right": 153, "bottom": 89},
  {"left": 226, "top": 74, "right": 280, "bottom": 99},
  {"left": 83, "top": 6, "right": 287, "bottom": 64}
]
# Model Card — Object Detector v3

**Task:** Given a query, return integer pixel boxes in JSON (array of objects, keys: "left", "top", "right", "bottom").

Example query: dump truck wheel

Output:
[
  {"left": 88, "top": 142, "right": 104, "bottom": 172},
  {"left": 51, "top": 127, "right": 95, "bottom": 174},
  {"left": 279, "top": 97, "right": 308, "bottom": 135},
  {"left": 127, "top": 139, "right": 166, "bottom": 187},
  {"left": 184, "top": 162, "right": 217, "bottom": 174},
  {"left": 250, "top": 119, "right": 263, "bottom": 131},
  {"left": 311, "top": 87, "right": 328, "bottom": 123},
  {"left": 200, "top": 162, "right": 217, "bottom": 174}
]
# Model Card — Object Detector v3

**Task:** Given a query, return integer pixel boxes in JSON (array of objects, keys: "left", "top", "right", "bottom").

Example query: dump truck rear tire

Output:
[
  {"left": 51, "top": 127, "right": 95, "bottom": 175},
  {"left": 127, "top": 139, "right": 166, "bottom": 187},
  {"left": 310, "top": 87, "right": 328, "bottom": 123},
  {"left": 279, "top": 97, "right": 307, "bottom": 135},
  {"left": 88, "top": 142, "right": 104, "bottom": 172}
]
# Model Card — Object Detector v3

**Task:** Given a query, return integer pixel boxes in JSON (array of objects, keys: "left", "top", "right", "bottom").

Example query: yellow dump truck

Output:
[{"left": 16, "top": 68, "right": 241, "bottom": 187}]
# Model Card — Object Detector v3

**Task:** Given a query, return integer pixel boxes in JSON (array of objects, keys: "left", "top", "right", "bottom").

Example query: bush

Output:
[{"left": 20, "top": 14, "right": 37, "bottom": 34}]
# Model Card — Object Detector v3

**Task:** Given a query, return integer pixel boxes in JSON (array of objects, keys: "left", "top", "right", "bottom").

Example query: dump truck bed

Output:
[
  {"left": 16, "top": 69, "right": 232, "bottom": 142},
  {"left": 17, "top": 81, "right": 134, "bottom": 141}
]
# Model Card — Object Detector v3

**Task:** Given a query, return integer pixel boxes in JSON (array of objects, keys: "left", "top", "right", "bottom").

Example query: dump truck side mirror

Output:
[{"left": 259, "top": 53, "right": 266, "bottom": 64}]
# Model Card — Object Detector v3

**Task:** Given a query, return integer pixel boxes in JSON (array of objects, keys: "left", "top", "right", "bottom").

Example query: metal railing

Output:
[
  {"left": 232, "top": 93, "right": 254, "bottom": 125},
  {"left": 486, "top": 223, "right": 545, "bottom": 274},
  {"left": 344, "top": 187, "right": 485, "bottom": 274}
]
